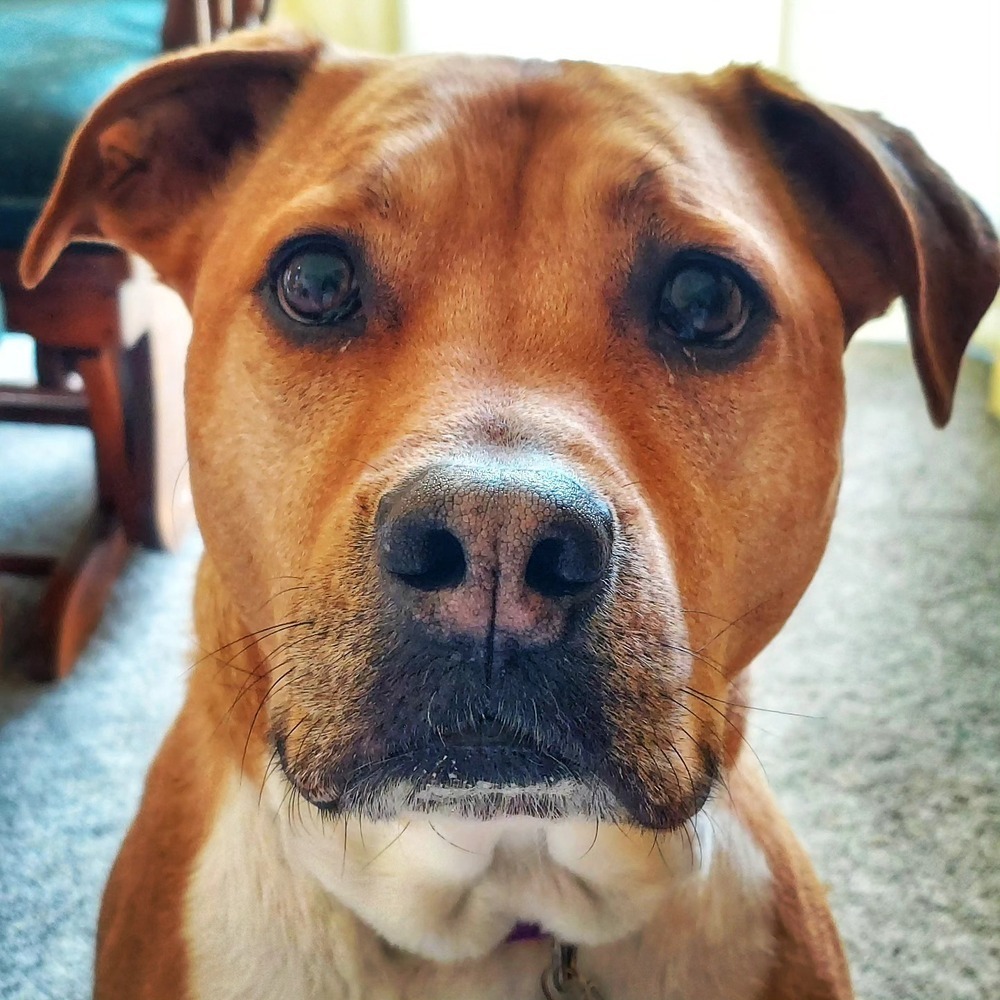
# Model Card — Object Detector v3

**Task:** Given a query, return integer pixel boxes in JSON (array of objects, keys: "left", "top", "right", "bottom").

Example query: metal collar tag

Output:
[{"left": 540, "top": 941, "right": 606, "bottom": 999}]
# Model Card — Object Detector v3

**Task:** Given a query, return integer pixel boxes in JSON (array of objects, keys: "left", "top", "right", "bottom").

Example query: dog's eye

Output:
[
  {"left": 657, "top": 257, "right": 751, "bottom": 346},
  {"left": 273, "top": 240, "right": 361, "bottom": 326}
]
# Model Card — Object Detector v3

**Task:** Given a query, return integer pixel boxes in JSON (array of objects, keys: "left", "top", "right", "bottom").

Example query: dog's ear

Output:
[
  {"left": 742, "top": 68, "right": 1000, "bottom": 426},
  {"left": 20, "top": 31, "right": 327, "bottom": 297}
]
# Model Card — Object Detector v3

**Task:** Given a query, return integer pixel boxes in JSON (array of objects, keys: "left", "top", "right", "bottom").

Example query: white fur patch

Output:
[{"left": 186, "top": 769, "right": 776, "bottom": 999}]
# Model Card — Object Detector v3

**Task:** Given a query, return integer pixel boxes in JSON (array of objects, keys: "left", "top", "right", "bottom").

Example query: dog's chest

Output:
[{"left": 185, "top": 777, "right": 776, "bottom": 1000}]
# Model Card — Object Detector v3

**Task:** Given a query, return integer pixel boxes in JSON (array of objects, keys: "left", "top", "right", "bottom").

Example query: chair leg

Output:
[
  {"left": 117, "top": 274, "right": 195, "bottom": 551},
  {"left": 75, "top": 346, "right": 141, "bottom": 540},
  {"left": 35, "top": 344, "right": 73, "bottom": 389},
  {"left": 32, "top": 508, "right": 130, "bottom": 681}
]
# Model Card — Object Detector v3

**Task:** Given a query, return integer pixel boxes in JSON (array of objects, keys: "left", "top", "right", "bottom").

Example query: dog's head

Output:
[{"left": 23, "top": 31, "right": 999, "bottom": 956}]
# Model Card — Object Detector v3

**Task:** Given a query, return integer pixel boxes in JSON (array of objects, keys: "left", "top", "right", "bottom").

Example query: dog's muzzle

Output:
[
  {"left": 276, "top": 456, "right": 713, "bottom": 829},
  {"left": 327, "top": 459, "right": 628, "bottom": 815}
]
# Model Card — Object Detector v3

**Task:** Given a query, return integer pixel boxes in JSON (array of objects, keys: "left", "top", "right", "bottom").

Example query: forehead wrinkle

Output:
[
  {"left": 597, "top": 76, "right": 762, "bottom": 225},
  {"left": 354, "top": 116, "right": 460, "bottom": 221},
  {"left": 248, "top": 117, "right": 460, "bottom": 255},
  {"left": 605, "top": 138, "right": 704, "bottom": 227},
  {"left": 285, "top": 60, "right": 585, "bottom": 239},
  {"left": 337, "top": 61, "right": 542, "bottom": 224},
  {"left": 611, "top": 159, "right": 673, "bottom": 224},
  {"left": 602, "top": 147, "right": 776, "bottom": 254},
  {"left": 353, "top": 62, "right": 587, "bottom": 229},
  {"left": 250, "top": 179, "right": 377, "bottom": 256}
]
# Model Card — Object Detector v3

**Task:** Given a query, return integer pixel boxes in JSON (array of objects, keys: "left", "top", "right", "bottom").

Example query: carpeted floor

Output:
[{"left": 0, "top": 342, "right": 998, "bottom": 999}]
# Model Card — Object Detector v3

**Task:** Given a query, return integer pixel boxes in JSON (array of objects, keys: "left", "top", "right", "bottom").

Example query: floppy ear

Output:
[
  {"left": 743, "top": 69, "right": 1000, "bottom": 426},
  {"left": 19, "top": 31, "right": 325, "bottom": 298}
]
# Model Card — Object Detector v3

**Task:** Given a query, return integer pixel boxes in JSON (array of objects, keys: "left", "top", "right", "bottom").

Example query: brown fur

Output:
[
  {"left": 22, "top": 30, "right": 999, "bottom": 1000},
  {"left": 94, "top": 560, "right": 249, "bottom": 999}
]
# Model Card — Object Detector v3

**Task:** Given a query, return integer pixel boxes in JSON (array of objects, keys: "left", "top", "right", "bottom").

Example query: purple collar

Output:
[{"left": 505, "top": 922, "right": 547, "bottom": 943}]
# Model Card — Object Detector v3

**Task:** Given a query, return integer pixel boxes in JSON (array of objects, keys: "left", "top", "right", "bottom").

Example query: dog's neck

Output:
[{"left": 185, "top": 764, "right": 777, "bottom": 1000}]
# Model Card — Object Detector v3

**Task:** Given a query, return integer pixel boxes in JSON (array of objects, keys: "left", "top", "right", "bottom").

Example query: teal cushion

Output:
[{"left": 0, "top": 0, "right": 164, "bottom": 248}]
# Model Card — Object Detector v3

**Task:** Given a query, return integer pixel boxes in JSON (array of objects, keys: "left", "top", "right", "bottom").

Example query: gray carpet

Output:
[{"left": 0, "top": 342, "right": 998, "bottom": 1000}]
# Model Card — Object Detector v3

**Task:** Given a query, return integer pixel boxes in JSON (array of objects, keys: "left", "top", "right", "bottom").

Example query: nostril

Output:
[
  {"left": 524, "top": 528, "right": 611, "bottom": 600},
  {"left": 382, "top": 522, "right": 467, "bottom": 592}
]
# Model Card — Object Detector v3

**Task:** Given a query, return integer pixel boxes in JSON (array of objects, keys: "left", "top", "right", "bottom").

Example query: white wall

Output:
[{"left": 403, "top": 0, "right": 784, "bottom": 72}]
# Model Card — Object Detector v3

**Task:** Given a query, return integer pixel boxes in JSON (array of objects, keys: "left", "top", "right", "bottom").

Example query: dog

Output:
[{"left": 21, "top": 29, "right": 999, "bottom": 1000}]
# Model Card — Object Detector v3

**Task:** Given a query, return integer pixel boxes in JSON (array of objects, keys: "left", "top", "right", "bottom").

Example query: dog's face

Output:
[
  {"left": 188, "top": 55, "right": 852, "bottom": 832},
  {"left": 23, "top": 32, "right": 998, "bottom": 960}
]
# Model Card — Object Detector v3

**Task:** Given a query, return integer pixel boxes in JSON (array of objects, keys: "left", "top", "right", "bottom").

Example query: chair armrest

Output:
[{"left": 162, "top": 0, "right": 272, "bottom": 49}]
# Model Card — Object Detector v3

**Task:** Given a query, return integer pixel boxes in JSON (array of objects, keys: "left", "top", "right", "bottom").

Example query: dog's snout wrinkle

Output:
[{"left": 377, "top": 461, "right": 614, "bottom": 643}]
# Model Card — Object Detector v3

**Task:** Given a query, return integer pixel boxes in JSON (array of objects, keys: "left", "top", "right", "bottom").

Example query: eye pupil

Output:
[
  {"left": 284, "top": 253, "right": 350, "bottom": 312},
  {"left": 659, "top": 262, "right": 748, "bottom": 344},
  {"left": 274, "top": 244, "right": 360, "bottom": 325}
]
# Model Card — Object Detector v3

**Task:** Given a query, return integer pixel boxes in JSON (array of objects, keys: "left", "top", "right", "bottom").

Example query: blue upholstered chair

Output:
[{"left": 0, "top": 1, "right": 267, "bottom": 679}]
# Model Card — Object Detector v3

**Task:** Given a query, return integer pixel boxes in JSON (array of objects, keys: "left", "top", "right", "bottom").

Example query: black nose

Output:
[{"left": 377, "top": 462, "right": 614, "bottom": 640}]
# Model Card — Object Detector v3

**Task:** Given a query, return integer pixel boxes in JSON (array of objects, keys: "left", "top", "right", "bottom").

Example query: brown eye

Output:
[
  {"left": 658, "top": 258, "right": 750, "bottom": 345},
  {"left": 273, "top": 240, "right": 361, "bottom": 325}
]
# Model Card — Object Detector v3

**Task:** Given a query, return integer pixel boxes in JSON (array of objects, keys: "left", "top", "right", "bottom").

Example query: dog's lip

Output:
[
  {"left": 276, "top": 726, "right": 720, "bottom": 829},
  {"left": 348, "top": 736, "right": 580, "bottom": 787},
  {"left": 293, "top": 734, "right": 587, "bottom": 817},
  {"left": 433, "top": 719, "right": 534, "bottom": 748},
  {"left": 372, "top": 716, "right": 561, "bottom": 758}
]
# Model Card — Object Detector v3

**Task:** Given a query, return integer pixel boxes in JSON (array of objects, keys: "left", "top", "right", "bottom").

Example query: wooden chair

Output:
[{"left": 0, "top": 0, "right": 268, "bottom": 680}]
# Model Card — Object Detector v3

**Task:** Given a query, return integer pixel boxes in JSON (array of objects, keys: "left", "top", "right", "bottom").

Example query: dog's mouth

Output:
[
  {"left": 276, "top": 717, "right": 716, "bottom": 829},
  {"left": 282, "top": 719, "right": 617, "bottom": 821}
]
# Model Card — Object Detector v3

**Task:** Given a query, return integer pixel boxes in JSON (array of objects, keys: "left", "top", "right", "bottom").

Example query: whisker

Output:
[
  {"left": 258, "top": 714, "right": 309, "bottom": 806},
  {"left": 663, "top": 638, "right": 731, "bottom": 682},
  {"left": 679, "top": 607, "right": 739, "bottom": 623},
  {"left": 361, "top": 821, "right": 412, "bottom": 871},
  {"left": 664, "top": 738, "right": 697, "bottom": 799},
  {"left": 169, "top": 458, "right": 191, "bottom": 540},
  {"left": 258, "top": 745, "right": 284, "bottom": 808},
  {"left": 223, "top": 631, "right": 317, "bottom": 717},
  {"left": 683, "top": 687, "right": 821, "bottom": 720},
  {"left": 240, "top": 662, "right": 299, "bottom": 773},
  {"left": 342, "top": 813, "right": 349, "bottom": 878},
  {"left": 255, "top": 583, "right": 310, "bottom": 614},
  {"left": 426, "top": 818, "right": 478, "bottom": 854},
  {"left": 671, "top": 688, "right": 766, "bottom": 776},
  {"left": 581, "top": 815, "right": 601, "bottom": 860},
  {"left": 695, "top": 597, "right": 771, "bottom": 654},
  {"left": 278, "top": 779, "right": 297, "bottom": 830},
  {"left": 343, "top": 457, "right": 385, "bottom": 477},
  {"left": 654, "top": 829, "right": 676, "bottom": 871},
  {"left": 189, "top": 619, "right": 314, "bottom": 675}
]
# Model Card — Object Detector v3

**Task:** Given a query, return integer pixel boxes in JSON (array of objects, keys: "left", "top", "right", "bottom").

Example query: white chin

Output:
[{"left": 272, "top": 773, "right": 705, "bottom": 962}]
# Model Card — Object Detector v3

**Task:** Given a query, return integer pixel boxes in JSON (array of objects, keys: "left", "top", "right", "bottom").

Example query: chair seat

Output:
[{"left": 0, "top": 0, "right": 163, "bottom": 248}]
